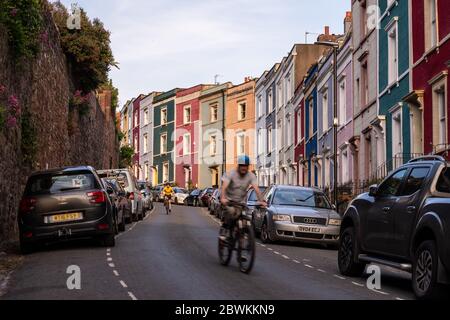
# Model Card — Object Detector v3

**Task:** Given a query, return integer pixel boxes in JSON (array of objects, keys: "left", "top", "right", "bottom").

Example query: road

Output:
[{"left": 1, "top": 203, "right": 417, "bottom": 300}]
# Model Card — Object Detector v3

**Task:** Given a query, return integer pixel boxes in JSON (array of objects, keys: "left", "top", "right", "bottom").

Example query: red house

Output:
[
  {"left": 175, "top": 85, "right": 214, "bottom": 189},
  {"left": 407, "top": 0, "right": 450, "bottom": 157}
]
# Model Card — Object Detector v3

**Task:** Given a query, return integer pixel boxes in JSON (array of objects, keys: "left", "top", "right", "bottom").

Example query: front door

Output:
[{"left": 364, "top": 168, "right": 408, "bottom": 255}]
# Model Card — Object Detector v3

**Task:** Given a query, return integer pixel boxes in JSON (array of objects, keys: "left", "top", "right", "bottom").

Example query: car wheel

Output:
[
  {"left": 260, "top": 222, "right": 272, "bottom": 244},
  {"left": 101, "top": 234, "right": 115, "bottom": 247},
  {"left": 412, "top": 240, "right": 441, "bottom": 300},
  {"left": 252, "top": 214, "right": 260, "bottom": 235},
  {"left": 338, "top": 227, "right": 366, "bottom": 277}
]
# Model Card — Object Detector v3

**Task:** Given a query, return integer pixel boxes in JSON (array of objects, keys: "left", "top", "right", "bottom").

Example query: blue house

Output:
[{"left": 304, "top": 63, "right": 319, "bottom": 187}]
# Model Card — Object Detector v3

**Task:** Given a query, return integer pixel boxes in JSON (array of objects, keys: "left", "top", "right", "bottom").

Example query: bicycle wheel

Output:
[
  {"left": 218, "top": 228, "right": 233, "bottom": 266},
  {"left": 238, "top": 223, "right": 256, "bottom": 274}
]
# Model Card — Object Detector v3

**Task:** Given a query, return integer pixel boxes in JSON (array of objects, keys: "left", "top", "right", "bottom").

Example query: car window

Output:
[
  {"left": 436, "top": 167, "right": 450, "bottom": 193},
  {"left": 400, "top": 167, "right": 430, "bottom": 196},
  {"left": 248, "top": 187, "right": 267, "bottom": 201},
  {"left": 272, "top": 188, "right": 331, "bottom": 209},
  {"left": 26, "top": 171, "right": 98, "bottom": 195},
  {"left": 377, "top": 169, "right": 408, "bottom": 197},
  {"left": 265, "top": 187, "right": 274, "bottom": 203},
  {"left": 118, "top": 173, "right": 130, "bottom": 188}
]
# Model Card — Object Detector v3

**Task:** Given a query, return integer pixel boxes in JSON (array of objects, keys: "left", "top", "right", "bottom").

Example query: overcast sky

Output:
[{"left": 58, "top": 0, "right": 350, "bottom": 108}]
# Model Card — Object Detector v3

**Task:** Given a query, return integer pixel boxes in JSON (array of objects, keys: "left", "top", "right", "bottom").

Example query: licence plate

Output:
[
  {"left": 46, "top": 213, "right": 83, "bottom": 224},
  {"left": 298, "top": 226, "right": 322, "bottom": 234}
]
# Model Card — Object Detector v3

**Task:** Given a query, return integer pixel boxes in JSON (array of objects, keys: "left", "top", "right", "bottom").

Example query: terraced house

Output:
[
  {"left": 132, "top": 95, "right": 144, "bottom": 179},
  {"left": 153, "top": 89, "right": 179, "bottom": 186},
  {"left": 139, "top": 92, "right": 159, "bottom": 182},
  {"left": 225, "top": 78, "right": 256, "bottom": 173},
  {"left": 378, "top": 0, "right": 413, "bottom": 176},
  {"left": 408, "top": 0, "right": 450, "bottom": 157},
  {"left": 304, "top": 63, "right": 319, "bottom": 187},
  {"left": 255, "top": 64, "right": 279, "bottom": 186},
  {"left": 351, "top": 0, "right": 384, "bottom": 184},
  {"left": 198, "top": 83, "right": 232, "bottom": 188},
  {"left": 175, "top": 85, "right": 215, "bottom": 189}
]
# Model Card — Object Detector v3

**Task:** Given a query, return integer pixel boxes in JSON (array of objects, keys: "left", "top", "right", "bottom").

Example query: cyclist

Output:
[
  {"left": 220, "top": 155, "right": 266, "bottom": 242},
  {"left": 162, "top": 182, "right": 174, "bottom": 213}
]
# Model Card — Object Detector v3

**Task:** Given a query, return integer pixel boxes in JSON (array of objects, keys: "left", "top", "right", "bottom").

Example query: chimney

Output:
[
  {"left": 344, "top": 11, "right": 352, "bottom": 34},
  {"left": 324, "top": 26, "right": 330, "bottom": 36}
]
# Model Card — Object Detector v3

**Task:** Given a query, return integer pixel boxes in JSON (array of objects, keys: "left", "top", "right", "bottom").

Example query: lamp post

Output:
[{"left": 315, "top": 40, "right": 339, "bottom": 210}]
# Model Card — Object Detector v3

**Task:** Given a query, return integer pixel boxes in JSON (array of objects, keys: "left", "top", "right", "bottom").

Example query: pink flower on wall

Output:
[
  {"left": 6, "top": 116, "right": 17, "bottom": 128},
  {"left": 10, "top": 8, "right": 18, "bottom": 17}
]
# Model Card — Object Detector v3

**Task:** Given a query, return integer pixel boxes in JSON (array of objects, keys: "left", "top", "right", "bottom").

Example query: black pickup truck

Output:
[{"left": 338, "top": 156, "right": 450, "bottom": 299}]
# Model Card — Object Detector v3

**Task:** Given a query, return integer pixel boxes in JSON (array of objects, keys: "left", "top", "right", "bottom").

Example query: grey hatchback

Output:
[
  {"left": 253, "top": 185, "right": 341, "bottom": 246},
  {"left": 18, "top": 166, "right": 116, "bottom": 253}
]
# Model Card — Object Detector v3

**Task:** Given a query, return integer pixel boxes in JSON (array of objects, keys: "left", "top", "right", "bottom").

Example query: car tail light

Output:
[
  {"left": 129, "top": 192, "right": 135, "bottom": 200},
  {"left": 97, "top": 223, "right": 109, "bottom": 230},
  {"left": 87, "top": 191, "right": 106, "bottom": 204},
  {"left": 23, "top": 232, "right": 33, "bottom": 238},
  {"left": 19, "top": 197, "right": 37, "bottom": 214}
]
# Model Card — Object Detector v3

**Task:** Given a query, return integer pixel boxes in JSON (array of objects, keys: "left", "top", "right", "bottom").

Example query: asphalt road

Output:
[{"left": 1, "top": 203, "right": 419, "bottom": 300}]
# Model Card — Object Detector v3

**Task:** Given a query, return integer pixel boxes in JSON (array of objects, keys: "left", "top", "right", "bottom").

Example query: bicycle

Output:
[
  {"left": 163, "top": 195, "right": 172, "bottom": 215},
  {"left": 218, "top": 202, "right": 256, "bottom": 274}
]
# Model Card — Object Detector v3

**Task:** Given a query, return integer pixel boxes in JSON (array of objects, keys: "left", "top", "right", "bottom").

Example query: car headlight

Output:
[
  {"left": 273, "top": 214, "right": 291, "bottom": 222},
  {"left": 328, "top": 218, "right": 341, "bottom": 226}
]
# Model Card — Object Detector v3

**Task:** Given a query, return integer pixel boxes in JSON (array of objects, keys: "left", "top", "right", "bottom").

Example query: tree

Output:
[
  {"left": 119, "top": 145, "right": 134, "bottom": 169},
  {"left": 51, "top": 2, "right": 117, "bottom": 93}
]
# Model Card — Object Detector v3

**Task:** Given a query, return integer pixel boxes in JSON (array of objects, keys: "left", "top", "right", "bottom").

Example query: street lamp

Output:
[{"left": 315, "top": 40, "right": 340, "bottom": 210}]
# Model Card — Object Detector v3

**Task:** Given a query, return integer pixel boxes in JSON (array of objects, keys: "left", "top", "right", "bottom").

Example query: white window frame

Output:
[
  {"left": 161, "top": 108, "right": 168, "bottom": 125},
  {"left": 183, "top": 105, "right": 191, "bottom": 124},
  {"left": 162, "top": 162, "right": 169, "bottom": 183},
  {"left": 238, "top": 101, "right": 247, "bottom": 121},
  {"left": 237, "top": 132, "right": 245, "bottom": 156},
  {"left": 267, "top": 126, "right": 273, "bottom": 153},
  {"left": 144, "top": 109, "right": 149, "bottom": 126},
  {"left": 160, "top": 133, "right": 167, "bottom": 154},
  {"left": 268, "top": 89, "right": 273, "bottom": 113},
  {"left": 210, "top": 135, "right": 217, "bottom": 156},
  {"left": 338, "top": 78, "right": 346, "bottom": 126},
  {"left": 210, "top": 104, "right": 218, "bottom": 122},
  {"left": 433, "top": 82, "right": 447, "bottom": 147},
  {"left": 425, "top": 0, "right": 438, "bottom": 50},
  {"left": 143, "top": 134, "right": 148, "bottom": 154},
  {"left": 387, "top": 19, "right": 399, "bottom": 85},
  {"left": 391, "top": 107, "right": 403, "bottom": 157},
  {"left": 183, "top": 133, "right": 191, "bottom": 155},
  {"left": 322, "top": 91, "right": 328, "bottom": 134}
]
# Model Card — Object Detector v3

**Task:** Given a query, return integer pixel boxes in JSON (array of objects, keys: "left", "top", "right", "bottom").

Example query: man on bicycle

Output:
[
  {"left": 162, "top": 182, "right": 174, "bottom": 213},
  {"left": 220, "top": 155, "right": 266, "bottom": 241}
]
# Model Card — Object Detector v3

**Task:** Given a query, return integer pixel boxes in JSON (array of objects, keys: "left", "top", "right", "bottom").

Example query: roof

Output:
[{"left": 29, "top": 166, "right": 96, "bottom": 177}]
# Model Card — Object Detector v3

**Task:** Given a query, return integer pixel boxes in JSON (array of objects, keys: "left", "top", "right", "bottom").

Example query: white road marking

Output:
[
  {"left": 106, "top": 248, "right": 111, "bottom": 252},
  {"left": 113, "top": 270, "right": 119, "bottom": 277},
  {"left": 260, "top": 244, "right": 266, "bottom": 248},
  {"left": 304, "top": 264, "right": 314, "bottom": 269},
  {"left": 119, "top": 280, "right": 128, "bottom": 288},
  {"left": 370, "top": 289, "right": 389, "bottom": 296},
  {"left": 317, "top": 269, "right": 326, "bottom": 273},
  {"left": 334, "top": 275, "right": 346, "bottom": 280},
  {"left": 303, "top": 259, "right": 311, "bottom": 262},
  {"left": 106, "top": 252, "right": 111, "bottom": 256},
  {"left": 128, "top": 292, "right": 138, "bottom": 300},
  {"left": 107, "top": 257, "right": 113, "bottom": 262},
  {"left": 352, "top": 281, "right": 365, "bottom": 287},
  {"left": 293, "top": 260, "right": 301, "bottom": 264},
  {"left": 108, "top": 263, "right": 115, "bottom": 268},
  {"left": 396, "top": 297, "right": 405, "bottom": 301},
  {"left": 267, "top": 248, "right": 273, "bottom": 251},
  {"left": 282, "top": 255, "right": 290, "bottom": 260},
  {"left": 273, "top": 251, "right": 281, "bottom": 255}
]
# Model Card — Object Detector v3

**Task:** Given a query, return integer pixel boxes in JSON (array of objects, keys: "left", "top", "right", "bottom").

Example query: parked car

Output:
[
  {"left": 252, "top": 185, "right": 341, "bottom": 246},
  {"left": 338, "top": 156, "right": 450, "bottom": 299},
  {"left": 199, "top": 188, "right": 215, "bottom": 207},
  {"left": 208, "top": 189, "right": 220, "bottom": 213},
  {"left": 152, "top": 185, "right": 163, "bottom": 202},
  {"left": 140, "top": 189, "right": 153, "bottom": 211},
  {"left": 210, "top": 190, "right": 223, "bottom": 219},
  {"left": 102, "top": 178, "right": 129, "bottom": 232},
  {"left": 184, "top": 189, "right": 201, "bottom": 206},
  {"left": 173, "top": 187, "right": 189, "bottom": 205},
  {"left": 18, "top": 166, "right": 116, "bottom": 253},
  {"left": 97, "top": 169, "right": 145, "bottom": 221},
  {"left": 245, "top": 186, "right": 267, "bottom": 220}
]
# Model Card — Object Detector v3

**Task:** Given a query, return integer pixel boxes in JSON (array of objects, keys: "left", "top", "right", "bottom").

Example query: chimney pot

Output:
[{"left": 325, "top": 26, "right": 330, "bottom": 35}]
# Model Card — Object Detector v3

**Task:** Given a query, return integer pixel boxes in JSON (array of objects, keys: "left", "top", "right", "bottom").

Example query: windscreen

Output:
[{"left": 26, "top": 171, "right": 98, "bottom": 195}]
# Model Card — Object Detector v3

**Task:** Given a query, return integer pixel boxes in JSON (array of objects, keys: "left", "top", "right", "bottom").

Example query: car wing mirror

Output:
[{"left": 369, "top": 185, "right": 378, "bottom": 197}]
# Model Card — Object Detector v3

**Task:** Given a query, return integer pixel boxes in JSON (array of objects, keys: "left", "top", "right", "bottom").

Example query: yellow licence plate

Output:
[{"left": 47, "top": 213, "right": 83, "bottom": 224}]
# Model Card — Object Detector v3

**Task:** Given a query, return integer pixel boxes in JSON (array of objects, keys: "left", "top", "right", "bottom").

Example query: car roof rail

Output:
[{"left": 408, "top": 155, "right": 446, "bottom": 164}]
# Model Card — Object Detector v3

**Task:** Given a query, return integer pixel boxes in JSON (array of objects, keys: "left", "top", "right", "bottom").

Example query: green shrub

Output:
[
  {"left": 119, "top": 145, "right": 134, "bottom": 168},
  {"left": 0, "top": 0, "right": 43, "bottom": 60}
]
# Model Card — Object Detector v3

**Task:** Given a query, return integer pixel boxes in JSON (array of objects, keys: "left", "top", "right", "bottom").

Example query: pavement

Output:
[{"left": 0, "top": 203, "right": 421, "bottom": 300}]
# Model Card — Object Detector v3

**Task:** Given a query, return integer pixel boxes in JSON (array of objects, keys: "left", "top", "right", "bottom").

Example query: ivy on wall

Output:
[{"left": 0, "top": 0, "right": 43, "bottom": 60}]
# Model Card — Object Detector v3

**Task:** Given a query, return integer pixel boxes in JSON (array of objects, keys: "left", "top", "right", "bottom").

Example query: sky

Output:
[{"left": 58, "top": 0, "right": 351, "bottom": 108}]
